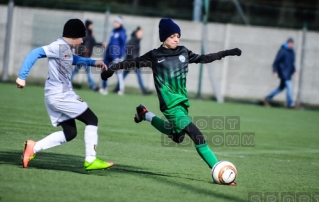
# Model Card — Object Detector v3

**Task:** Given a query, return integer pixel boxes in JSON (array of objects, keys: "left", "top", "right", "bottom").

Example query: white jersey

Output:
[{"left": 42, "top": 38, "right": 74, "bottom": 96}]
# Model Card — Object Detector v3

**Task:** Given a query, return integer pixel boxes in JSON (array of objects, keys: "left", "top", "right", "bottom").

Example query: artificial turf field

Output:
[{"left": 0, "top": 82, "right": 318, "bottom": 202}]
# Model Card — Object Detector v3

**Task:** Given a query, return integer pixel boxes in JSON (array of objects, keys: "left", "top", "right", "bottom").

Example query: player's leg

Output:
[
  {"left": 182, "top": 123, "right": 218, "bottom": 169},
  {"left": 134, "top": 104, "right": 187, "bottom": 143},
  {"left": 22, "top": 119, "right": 76, "bottom": 168},
  {"left": 75, "top": 108, "right": 114, "bottom": 170},
  {"left": 266, "top": 79, "right": 285, "bottom": 101},
  {"left": 134, "top": 104, "right": 173, "bottom": 135},
  {"left": 164, "top": 105, "right": 219, "bottom": 169}
]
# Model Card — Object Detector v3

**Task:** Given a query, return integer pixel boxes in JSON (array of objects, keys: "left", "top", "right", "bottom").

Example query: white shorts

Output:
[{"left": 45, "top": 91, "right": 88, "bottom": 127}]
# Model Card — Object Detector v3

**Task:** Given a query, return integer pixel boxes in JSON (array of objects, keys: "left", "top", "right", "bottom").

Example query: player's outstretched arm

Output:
[
  {"left": 188, "top": 48, "right": 242, "bottom": 64},
  {"left": 72, "top": 54, "right": 107, "bottom": 70},
  {"left": 16, "top": 47, "right": 47, "bottom": 88},
  {"left": 101, "top": 50, "right": 153, "bottom": 81}
]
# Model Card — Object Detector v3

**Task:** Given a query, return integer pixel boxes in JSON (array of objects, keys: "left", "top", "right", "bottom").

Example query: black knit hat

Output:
[
  {"left": 62, "top": 19, "right": 86, "bottom": 38},
  {"left": 158, "top": 18, "right": 181, "bottom": 42}
]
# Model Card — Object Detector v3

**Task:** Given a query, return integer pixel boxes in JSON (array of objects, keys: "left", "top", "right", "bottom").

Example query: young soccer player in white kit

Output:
[{"left": 16, "top": 19, "right": 114, "bottom": 171}]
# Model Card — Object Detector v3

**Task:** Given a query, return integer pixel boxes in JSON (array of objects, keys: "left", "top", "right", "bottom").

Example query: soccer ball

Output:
[{"left": 212, "top": 161, "right": 237, "bottom": 185}]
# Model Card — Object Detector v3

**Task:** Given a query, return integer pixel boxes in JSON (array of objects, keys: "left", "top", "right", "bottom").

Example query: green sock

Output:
[
  {"left": 151, "top": 116, "right": 172, "bottom": 135},
  {"left": 195, "top": 143, "right": 218, "bottom": 169}
]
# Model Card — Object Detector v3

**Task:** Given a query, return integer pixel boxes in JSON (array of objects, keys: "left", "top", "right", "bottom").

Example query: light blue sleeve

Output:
[
  {"left": 72, "top": 54, "right": 96, "bottom": 66},
  {"left": 18, "top": 47, "right": 47, "bottom": 80}
]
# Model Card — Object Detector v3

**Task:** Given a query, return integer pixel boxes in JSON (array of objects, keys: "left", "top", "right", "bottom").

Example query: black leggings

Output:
[
  {"left": 168, "top": 122, "right": 206, "bottom": 145},
  {"left": 59, "top": 108, "right": 98, "bottom": 142}
]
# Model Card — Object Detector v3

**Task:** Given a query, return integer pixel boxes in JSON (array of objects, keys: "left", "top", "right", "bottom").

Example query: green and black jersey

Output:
[{"left": 113, "top": 46, "right": 227, "bottom": 112}]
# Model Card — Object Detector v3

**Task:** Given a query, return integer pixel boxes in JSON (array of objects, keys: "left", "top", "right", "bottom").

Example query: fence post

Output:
[
  {"left": 2, "top": 0, "right": 14, "bottom": 82},
  {"left": 196, "top": 0, "right": 208, "bottom": 99},
  {"left": 220, "top": 24, "right": 231, "bottom": 98},
  {"left": 296, "top": 23, "right": 307, "bottom": 107},
  {"left": 103, "top": 7, "right": 110, "bottom": 43}
]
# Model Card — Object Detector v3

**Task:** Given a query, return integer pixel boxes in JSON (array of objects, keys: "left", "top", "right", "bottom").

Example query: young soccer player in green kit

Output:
[{"left": 101, "top": 18, "right": 241, "bottom": 185}]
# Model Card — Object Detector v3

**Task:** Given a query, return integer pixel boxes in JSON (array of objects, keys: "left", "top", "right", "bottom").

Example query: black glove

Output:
[
  {"left": 224, "top": 48, "right": 242, "bottom": 56},
  {"left": 101, "top": 69, "right": 115, "bottom": 81}
]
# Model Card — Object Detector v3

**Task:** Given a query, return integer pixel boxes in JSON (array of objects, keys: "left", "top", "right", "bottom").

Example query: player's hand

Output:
[
  {"left": 225, "top": 48, "right": 242, "bottom": 56},
  {"left": 16, "top": 78, "right": 26, "bottom": 89},
  {"left": 95, "top": 61, "right": 108, "bottom": 70},
  {"left": 101, "top": 69, "right": 115, "bottom": 81},
  {"left": 273, "top": 72, "right": 278, "bottom": 78},
  {"left": 102, "top": 43, "right": 107, "bottom": 48}
]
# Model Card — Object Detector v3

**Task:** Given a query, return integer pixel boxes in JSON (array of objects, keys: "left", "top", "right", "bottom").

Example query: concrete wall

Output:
[
  {"left": 0, "top": 6, "right": 318, "bottom": 105},
  {"left": 0, "top": 6, "right": 7, "bottom": 70}
]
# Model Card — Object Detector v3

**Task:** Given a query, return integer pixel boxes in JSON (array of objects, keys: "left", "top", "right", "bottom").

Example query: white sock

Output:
[
  {"left": 145, "top": 112, "right": 155, "bottom": 122},
  {"left": 33, "top": 131, "right": 67, "bottom": 153},
  {"left": 84, "top": 125, "right": 98, "bottom": 163}
]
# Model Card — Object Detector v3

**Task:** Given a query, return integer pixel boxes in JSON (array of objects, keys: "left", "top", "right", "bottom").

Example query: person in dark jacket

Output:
[
  {"left": 114, "top": 27, "right": 152, "bottom": 95},
  {"left": 72, "top": 20, "right": 102, "bottom": 92},
  {"left": 264, "top": 38, "right": 297, "bottom": 108},
  {"left": 99, "top": 16, "right": 127, "bottom": 95}
]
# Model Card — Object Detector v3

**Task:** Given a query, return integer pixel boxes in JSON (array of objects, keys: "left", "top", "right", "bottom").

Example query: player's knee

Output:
[
  {"left": 170, "top": 132, "right": 185, "bottom": 144},
  {"left": 88, "top": 113, "right": 98, "bottom": 126},
  {"left": 64, "top": 128, "right": 77, "bottom": 142},
  {"left": 184, "top": 122, "right": 206, "bottom": 145}
]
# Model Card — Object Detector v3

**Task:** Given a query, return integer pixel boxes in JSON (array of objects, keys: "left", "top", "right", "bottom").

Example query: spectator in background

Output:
[
  {"left": 114, "top": 26, "right": 152, "bottom": 95},
  {"left": 264, "top": 38, "right": 297, "bottom": 109},
  {"left": 72, "top": 20, "right": 103, "bottom": 92},
  {"left": 100, "top": 16, "right": 127, "bottom": 95}
]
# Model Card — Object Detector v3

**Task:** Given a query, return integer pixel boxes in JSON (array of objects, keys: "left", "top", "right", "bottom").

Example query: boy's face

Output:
[
  {"left": 71, "top": 38, "right": 83, "bottom": 48},
  {"left": 136, "top": 29, "right": 143, "bottom": 39},
  {"left": 288, "top": 42, "right": 294, "bottom": 49},
  {"left": 114, "top": 21, "right": 121, "bottom": 29},
  {"left": 164, "top": 33, "right": 180, "bottom": 49}
]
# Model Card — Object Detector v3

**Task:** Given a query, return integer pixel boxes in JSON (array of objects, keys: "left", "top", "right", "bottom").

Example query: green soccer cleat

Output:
[
  {"left": 84, "top": 158, "right": 114, "bottom": 171},
  {"left": 134, "top": 104, "right": 148, "bottom": 123}
]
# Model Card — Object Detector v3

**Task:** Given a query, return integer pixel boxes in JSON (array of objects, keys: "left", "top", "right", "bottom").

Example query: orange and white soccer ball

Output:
[{"left": 212, "top": 161, "right": 237, "bottom": 185}]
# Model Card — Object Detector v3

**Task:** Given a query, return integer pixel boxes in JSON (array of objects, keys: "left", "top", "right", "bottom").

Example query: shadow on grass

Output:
[{"left": 0, "top": 150, "right": 246, "bottom": 202}]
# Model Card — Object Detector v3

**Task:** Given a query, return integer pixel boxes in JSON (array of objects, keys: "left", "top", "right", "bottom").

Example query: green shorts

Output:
[{"left": 162, "top": 105, "right": 192, "bottom": 134}]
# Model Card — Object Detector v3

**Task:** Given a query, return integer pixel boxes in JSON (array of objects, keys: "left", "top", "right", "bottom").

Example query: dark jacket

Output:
[
  {"left": 273, "top": 43, "right": 296, "bottom": 80},
  {"left": 125, "top": 30, "right": 141, "bottom": 60},
  {"left": 103, "top": 46, "right": 228, "bottom": 111},
  {"left": 76, "top": 29, "right": 101, "bottom": 57},
  {"left": 104, "top": 26, "right": 127, "bottom": 62}
]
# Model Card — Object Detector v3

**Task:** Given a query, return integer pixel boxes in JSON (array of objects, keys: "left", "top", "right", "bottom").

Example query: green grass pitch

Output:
[{"left": 0, "top": 83, "right": 318, "bottom": 202}]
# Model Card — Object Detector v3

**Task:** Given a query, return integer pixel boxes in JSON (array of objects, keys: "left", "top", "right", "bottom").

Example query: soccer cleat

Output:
[
  {"left": 22, "top": 140, "right": 36, "bottom": 168},
  {"left": 134, "top": 104, "right": 148, "bottom": 123},
  {"left": 84, "top": 158, "right": 114, "bottom": 171}
]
